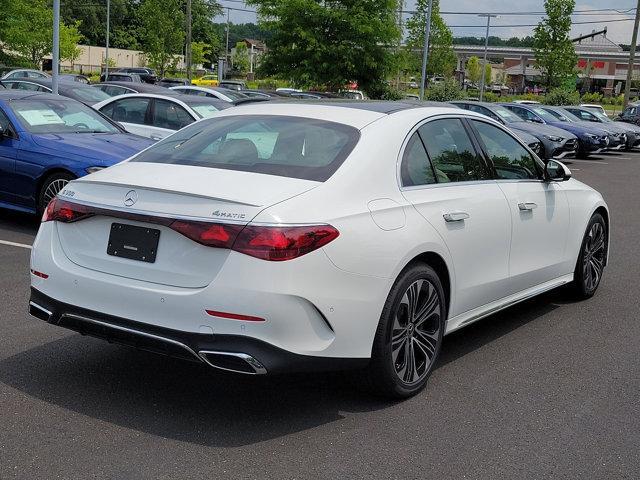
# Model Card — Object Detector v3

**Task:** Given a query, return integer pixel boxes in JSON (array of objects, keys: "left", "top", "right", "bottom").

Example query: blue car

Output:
[
  {"left": 0, "top": 91, "right": 153, "bottom": 214},
  {"left": 501, "top": 103, "right": 610, "bottom": 158}
]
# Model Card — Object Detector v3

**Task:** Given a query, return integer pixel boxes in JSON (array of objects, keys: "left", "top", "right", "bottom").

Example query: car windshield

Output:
[
  {"left": 532, "top": 107, "right": 565, "bottom": 122},
  {"left": 130, "top": 115, "right": 360, "bottom": 181},
  {"left": 493, "top": 106, "right": 523, "bottom": 123},
  {"left": 591, "top": 110, "right": 612, "bottom": 122},
  {"left": 11, "top": 98, "right": 120, "bottom": 134},
  {"left": 215, "top": 88, "right": 248, "bottom": 100},
  {"left": 68, "top": 85, "right": 111, "bottom": 103},
  {"left": 183, "top": 100, "right": 227, "bottom": 119}
]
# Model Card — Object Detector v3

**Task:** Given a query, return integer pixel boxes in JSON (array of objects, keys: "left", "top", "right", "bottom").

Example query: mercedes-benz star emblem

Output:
[{"left": 124, "top": 190, "right": 138, "bottom": 207}]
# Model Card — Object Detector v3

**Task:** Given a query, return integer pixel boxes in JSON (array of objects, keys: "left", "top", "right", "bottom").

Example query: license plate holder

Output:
[{"left": 107, "top": 223, "right": 160, "bottom": 263}]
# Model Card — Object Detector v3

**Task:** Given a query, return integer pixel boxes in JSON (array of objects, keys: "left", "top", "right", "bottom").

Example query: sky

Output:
[{"left": 214, "top": 1, "right": 638, "bottom": 44}]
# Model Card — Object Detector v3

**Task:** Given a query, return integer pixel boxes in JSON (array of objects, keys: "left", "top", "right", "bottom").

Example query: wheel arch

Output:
[
  {"left": 593, "top": 205, "right": 610, "bottom": 265},
  {"left": 402, "top": 251, "right": 452, "bottom": 318}
]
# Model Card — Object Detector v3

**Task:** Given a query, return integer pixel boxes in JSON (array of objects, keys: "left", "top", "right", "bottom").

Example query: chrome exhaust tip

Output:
[
  {"left": 199, "top": 350, "right": 267, "bottom": 375},
  {"left": 29, "top": 301, "right": 52, "bottom": 322}
]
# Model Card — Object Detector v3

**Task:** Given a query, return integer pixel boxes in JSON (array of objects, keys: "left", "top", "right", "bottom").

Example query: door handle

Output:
[
  {"left": 443, "top": 211, "right": 470, "bottom": 222},
  {"left": 518, "top": 202, "right": 538, "bottom": 211}
]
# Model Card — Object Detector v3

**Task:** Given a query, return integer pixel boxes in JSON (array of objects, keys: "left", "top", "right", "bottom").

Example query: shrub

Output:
[
  {"left": 424, "top": 78, "right": 463, "bottom": 102},
  {"left": 482, "top": 91, "right": 499, "bottom": 103},
  {"left": 581, "top": 92, "right": 603, "bottom": 104},
  {"left": 544, "top": 88, "right": 580, "bottom": 106}
]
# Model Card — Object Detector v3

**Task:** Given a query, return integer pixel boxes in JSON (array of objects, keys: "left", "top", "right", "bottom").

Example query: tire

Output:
[
  {"left": 572, "top": 213, "right": 607, "bottom": 299},
  {"left": 38, "top": 172, "right": 74, "bottom": 215},
  {"left": 364, "top": 263, "right": 446, "bottom": 398}
]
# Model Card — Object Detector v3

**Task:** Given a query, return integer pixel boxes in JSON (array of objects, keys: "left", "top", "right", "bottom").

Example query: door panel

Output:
[
  {"left": 0, "top": 109, "right": 19, "bottom": 205},
  {"left": 401, "top": 118, "right": 511, "bottom": 316}
]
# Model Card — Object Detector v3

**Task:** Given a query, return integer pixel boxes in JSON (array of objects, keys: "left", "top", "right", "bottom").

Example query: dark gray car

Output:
[
  {"left": 451, "top": 101, "right": 578, "bottom": 160},
  {"left": 565, "top": 106, "right": 640, "bottom": 150}
]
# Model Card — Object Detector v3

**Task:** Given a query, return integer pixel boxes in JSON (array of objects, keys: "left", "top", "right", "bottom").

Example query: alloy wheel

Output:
[
  {"left": 391, "top": 279, "right": 441, "bottom": 385},
  {"left": 582, "top": 221, "right": 606, "bottom": 292},
  {"left": 43, "top": 178, "right": 69, "bottom": 206}
]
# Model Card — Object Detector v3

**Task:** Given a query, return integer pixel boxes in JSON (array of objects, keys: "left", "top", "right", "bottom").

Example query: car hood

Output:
[
  {"left": 610, "top": 121, "right": 640, "bottom": 133},
  {"left": 546, "top": 121, "right": 608, "bottom": 136},
  {"left": 573, "top": 120, "right": 626, "bottom": 134},
  {"left": 30, "top": 132, "right": 154, "bottom": 166},
  {"left": 508, "top": 121, "right": 578, "bottom": 140}
]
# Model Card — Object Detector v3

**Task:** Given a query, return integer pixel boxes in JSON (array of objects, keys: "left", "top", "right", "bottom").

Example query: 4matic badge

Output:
[{"left": 212, "top": 210, "right": 246, "bottom": 220}]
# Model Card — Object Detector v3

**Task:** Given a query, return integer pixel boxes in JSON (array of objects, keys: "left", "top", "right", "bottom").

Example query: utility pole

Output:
[
  {"left": 396, "top": 0, "right": 404, "bottom": 89},
  {"left": 225, "top": 7, "right": 230, "bottom": 78},
  {"left": 186, "top": 0, "right": 192, "bottom": 80},
  {"left": 52, "top": 0, "right": 60, "bottom": 94},
  {"left": 478, "top": 13, "right": 498, "bottom": 102},
  {"left": 624, "top": 0, "right": 640, "bottom": 107},
  {"left": 419, "top": 0, "right": 433, "bottom": 101},
  {"left": 105, "top": 0, "right": 111, "bottom": 77}
]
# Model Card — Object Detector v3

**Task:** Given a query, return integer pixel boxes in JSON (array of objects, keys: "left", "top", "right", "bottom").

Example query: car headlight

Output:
[
  {"left": 585, "top": 133, "right": 599, "bottom": 140},
  {"left": 544, "top": 135, "right": 564, "bottom": 142},
  {"left": 85, "top": 166, "right": 105, "bottom": 174}
]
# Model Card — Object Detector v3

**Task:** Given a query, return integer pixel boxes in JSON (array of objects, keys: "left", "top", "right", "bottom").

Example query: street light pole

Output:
[
  {"left": 52, "top": 0, "right": 60, "bottom": 94},
  {"left": 105, "top": 0, "right": 110, "bottom": 77},
  {"left": 225, "top": 7, "right": 230, "bottom": 80},
  {"left": 624, "top": 0, "right": 640, "bottom": 107},
  {"left": 478, "top": 13, "right": 497, "bottom": 102},
  {"left": 419, "top": 0, "right": 433, "bottom": 101},
  {"left": 186, "top": 0, "right": 192, "bottom": 80}
]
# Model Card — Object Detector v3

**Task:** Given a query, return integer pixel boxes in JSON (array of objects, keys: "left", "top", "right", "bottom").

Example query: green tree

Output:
[
  {"left": 139, "top": 0, "right": 185, "bottom": 77},
  {"left": 533, "top": 0, "right": 578, "bottom": 88},
  {"left": 246, "top": 0, "right": 400, "bottom": 95},
  {"left": 3, "top": 0, "right": 54, "bottom": 68},
  {"left": 484, "top": 63, "right": 492, "bottom": 85},
  {"left": 60, "top": 21, "right": 84, "bottom": 64},
  {"left": 232, "top": 41, "right": 250, "bottom": 74},
  {"left": 191, "top": 41, "right": 211, "bottom": 67},
  {"left": 466, "top": 56, "right": 481, "bottom": 84},
  {"left": 406, "top": 0, "right": 456, "bottom": 77}
]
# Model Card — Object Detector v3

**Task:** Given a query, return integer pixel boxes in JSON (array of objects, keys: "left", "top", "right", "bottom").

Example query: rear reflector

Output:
[
  {"left": 41, "top": 197, "right": 339, "bottom": 261},
  {"left": 30, "top": 269, "right": 49, "bottom": 279},
  {"left": 205, "top": 310, "right": 265, "bottom": 322}
]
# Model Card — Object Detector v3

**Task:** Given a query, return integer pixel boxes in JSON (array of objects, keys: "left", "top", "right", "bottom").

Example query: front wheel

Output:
[
  {"left": 572, "top": 213, "right": 607, "bottom": 299},
  {"left": 365, "top": 264, "right": 446, "bottom": 398},
  {"left": 38, "top": 172, "right": 75, "bottom": 214}
]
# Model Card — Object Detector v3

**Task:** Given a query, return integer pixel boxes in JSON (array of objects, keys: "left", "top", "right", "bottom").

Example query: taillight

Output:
[
  {"left": 42, "top": 197, "right": 94, "bottom": 223},
  {"left": 232, "top": 225, "right": 339, "bottom": 261},
  {"left": 169, "top": 220, "right": 244, "bottom": 248}
]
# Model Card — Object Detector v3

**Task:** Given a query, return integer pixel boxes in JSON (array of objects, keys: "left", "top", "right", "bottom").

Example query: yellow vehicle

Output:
[{"left": 191, "top": 75, "right": 219, "bottom": 87}]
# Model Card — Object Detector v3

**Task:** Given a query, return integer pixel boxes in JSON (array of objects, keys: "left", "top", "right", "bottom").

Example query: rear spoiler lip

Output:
[{"left": 69, "top": 179, "right": 261, "bottom": 207}]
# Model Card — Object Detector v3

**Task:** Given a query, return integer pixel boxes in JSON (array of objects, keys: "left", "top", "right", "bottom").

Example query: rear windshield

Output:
[
  {"left": 130, "top": 115, "right": 360, "bottom": 181},
  {"left": 68, "top": 85, "right": 111, "bottom": 103}
]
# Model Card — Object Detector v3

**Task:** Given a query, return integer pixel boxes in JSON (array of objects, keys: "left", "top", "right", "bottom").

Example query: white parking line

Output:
[
  {"left": 0, "top": 239, "right": 32, "bottom": 250},
  {"left": 566, "top": 159, "right": 609, "bottom": 165}
]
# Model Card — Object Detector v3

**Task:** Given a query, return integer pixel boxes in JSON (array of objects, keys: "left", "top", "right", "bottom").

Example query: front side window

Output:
[
  {"left": 102, "top": 97, "right": 150, "bottom": 125},
  {"left": 130, "top": 115, "right": 359, "bottom": 182},
  {"left": 10, "top": 98, "right": 120, "bottom": 134},
  {"left": 472, "top": 120, "right": 541, "bottom": 180},
  {"left": 152, "top": 99, "right": 193, "bottom": 130},
  {"left": 508, "top": 106, "right": 540, "bottom": 123},
  {"left": 401, "top": 132, "right": 435, "bottom": 186},
  {"left": 0, "top": 108, "right": 16, "bottom": 136},
  {"left": 418, "top": 118, "right": 490, "bottom": 183}
]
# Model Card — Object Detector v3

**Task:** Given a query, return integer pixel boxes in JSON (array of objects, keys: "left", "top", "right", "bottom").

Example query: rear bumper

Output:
[{"left": 29, "top": 288, "right": 368, "bottom": 374}]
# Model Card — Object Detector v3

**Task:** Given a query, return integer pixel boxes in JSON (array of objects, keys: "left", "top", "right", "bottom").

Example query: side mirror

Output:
[{"left": 545, "top": 160, "right": 571, "bottom": 182}]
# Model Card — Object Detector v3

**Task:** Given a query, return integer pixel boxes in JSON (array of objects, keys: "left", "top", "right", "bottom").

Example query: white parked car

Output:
[
  {"left": 580, "top": 104, "right": 607, "bottom": 116},
  {"left": 30, "top": 102, "right": 609, "bottom": 398},
  {"left": 93, "top": 93, "right": 231, "bottom": 140},
  {"left": 168, "top": 85, "right": 251, "bottom": 103}
]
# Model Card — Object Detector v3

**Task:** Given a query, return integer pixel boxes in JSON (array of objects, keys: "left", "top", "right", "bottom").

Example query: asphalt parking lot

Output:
[{"left": 1, "top": 152, "right": 639, "bottom": 480}]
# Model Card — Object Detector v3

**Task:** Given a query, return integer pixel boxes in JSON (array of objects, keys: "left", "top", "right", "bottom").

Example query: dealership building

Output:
[{"left": 454, "top": 29, "right": 637, "bottom": 95}]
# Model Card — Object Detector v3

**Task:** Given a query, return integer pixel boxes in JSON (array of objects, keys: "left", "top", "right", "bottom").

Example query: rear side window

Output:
[
  {"left": 401, "top": 133, "right": 436, "bottom": 186},
  {"left": 131, "top": 115, "right": 360, "bottom": 182},
  {"left": 151, "top": 99, "right": 193, "bottom": 130},
  {"left": 418, "top": 119, "right": 490, "bottom": 183}
]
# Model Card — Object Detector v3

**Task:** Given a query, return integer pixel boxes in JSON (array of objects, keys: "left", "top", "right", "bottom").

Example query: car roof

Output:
[
  {"left": 95, "top": 82, "right": 168, "bottom": 93},
  {"left": 208, "top": 101, "right": 469, "bottom": 129},
  {"left": 0, "top": 90, "right": 74, "bottom": 101}
]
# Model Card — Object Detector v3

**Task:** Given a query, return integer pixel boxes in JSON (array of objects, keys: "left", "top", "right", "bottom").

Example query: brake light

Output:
[
  {"left": 42, "top": 197, "right": 94, "bottom": 223},
  {"left": 232, "top": 225, "right": 339, "bottom": 261},
  {"left": 169, "top": 220, "right": 243, "bottom": 248},
  {"left": 205, "top": 309, "right": 265, "bottom": 322}
]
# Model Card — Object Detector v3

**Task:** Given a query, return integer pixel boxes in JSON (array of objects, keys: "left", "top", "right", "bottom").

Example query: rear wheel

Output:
[
  {"left": 38, "top": 172, "right": 74, "bottom": 214},
  {"left": 572, "top": 213, "right": 607, "bottom": 299},
  {"left": 365, "top": 264, "right": 445, "bottom": 398}
]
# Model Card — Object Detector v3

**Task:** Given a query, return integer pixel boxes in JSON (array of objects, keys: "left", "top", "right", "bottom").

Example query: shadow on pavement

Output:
[{"left": 0, "top": 287, "right": 568, "bottom": 448}]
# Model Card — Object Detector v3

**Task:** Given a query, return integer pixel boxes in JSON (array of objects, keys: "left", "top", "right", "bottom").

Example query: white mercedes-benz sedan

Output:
[{"left": 29, "top": 102, "right": 609, "bottom": 398}]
